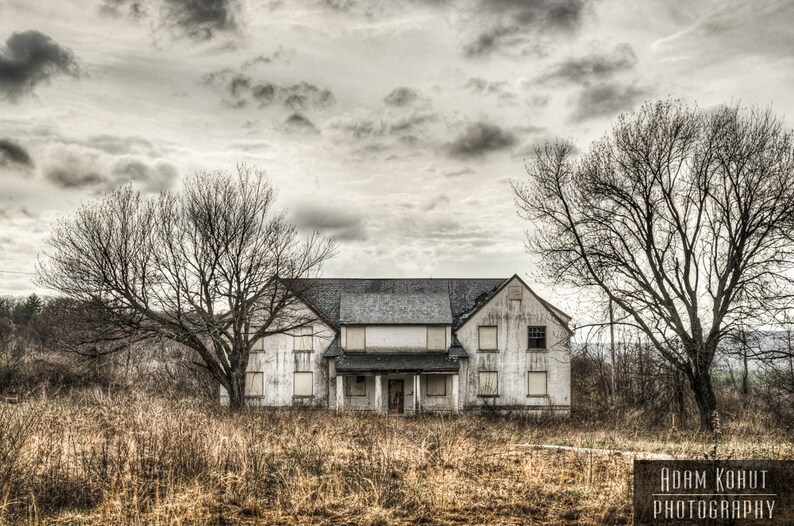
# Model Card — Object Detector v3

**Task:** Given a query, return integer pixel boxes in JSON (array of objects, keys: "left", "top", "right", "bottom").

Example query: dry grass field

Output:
[{"left": 1, "top": 391, "right": 792, "bottom": 526}]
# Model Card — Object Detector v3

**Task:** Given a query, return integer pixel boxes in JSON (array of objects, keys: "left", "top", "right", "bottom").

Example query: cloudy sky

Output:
[{"left": 2, "top": 0, "right": 793, "bottom": 316}]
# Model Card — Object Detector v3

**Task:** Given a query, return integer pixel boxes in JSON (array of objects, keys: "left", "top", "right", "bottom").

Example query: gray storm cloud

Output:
[
  {"left": 0, "top": 138, "right": 34, "bottom": 168},
  {"left": 464, "top": 0, "right": 588, "bottom": 57},
  {"left": 0, "top": 31, "right": 80, "bottom": 101},
  {"left": 570, "top": 82, "right": 647, "bottom": 122},
  {"left": 292, "top": 205, "right": 367, "bottom": 242},
  {"left": 203, "top": 70, "right": 335, "bottom": 110},
  {"left": 101, "top": 0, "right": 242, "bottom": 41},
  {"left": 446, "top": 122, "right": 517, "bottom": 158},
  {"left": 536, "top": 43, "right": 637, "bottom": 86},
  {"left": 384, "top": 87, "right": 420, "bottom": 107}
]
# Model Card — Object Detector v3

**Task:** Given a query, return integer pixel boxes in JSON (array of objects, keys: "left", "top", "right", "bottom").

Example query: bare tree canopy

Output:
[
  {"left": 37, "top": 165, "right": 336, "bottom": 409},
  {"left": 514, "top": 100, "right": 794, "bottom": 431}
]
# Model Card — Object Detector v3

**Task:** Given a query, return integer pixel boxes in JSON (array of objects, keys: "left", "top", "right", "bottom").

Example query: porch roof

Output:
[{"left": 335, "top": 353, "right": 460, "bottom": 373}]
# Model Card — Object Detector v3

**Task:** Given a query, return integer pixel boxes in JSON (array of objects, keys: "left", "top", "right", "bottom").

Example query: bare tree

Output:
[
  {"left": 514, "top": 101, "right": 794, "bottom": 431},
  {"left": 38, "top": 166, "right": 336, "bottom": 409}
]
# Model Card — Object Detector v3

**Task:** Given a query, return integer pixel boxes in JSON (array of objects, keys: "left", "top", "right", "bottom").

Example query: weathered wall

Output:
[
  {"left": 455, "top": 277, "right": 571, "bottom": 411},
  {"left": 340, "top": 325, "right": 452, "bottom": 351},
  {"left": 220, "top": 308, "right": 335, "bottom": 407}
]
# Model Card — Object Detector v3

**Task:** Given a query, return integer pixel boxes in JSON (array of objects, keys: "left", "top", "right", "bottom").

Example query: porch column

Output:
[
  {"left": 336, "top": 375, "right": 344, "bottom": 412},
  {"left": 414, "top": 374, "right": 421, "bottom": 414},
  {"left": 452, "top": 374, "right": 460, "bottom": 413},
  {"left": 374, "top": 374, "right": 383, "bottom": 413}
]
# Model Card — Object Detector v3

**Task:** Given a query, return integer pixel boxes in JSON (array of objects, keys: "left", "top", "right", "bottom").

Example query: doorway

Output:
[{"left": 388, "top": 379, "right": 404, "bottom": 414}]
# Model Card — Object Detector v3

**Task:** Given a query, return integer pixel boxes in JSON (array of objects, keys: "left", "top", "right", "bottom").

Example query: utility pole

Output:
[{"left": 609, "top": 298, "right": 617, "bottom": 402}]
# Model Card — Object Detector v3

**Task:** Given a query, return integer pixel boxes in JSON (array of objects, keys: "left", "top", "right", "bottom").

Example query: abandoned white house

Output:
[{"left": 222, "top": 275, "right": 572, "bottom": 413}]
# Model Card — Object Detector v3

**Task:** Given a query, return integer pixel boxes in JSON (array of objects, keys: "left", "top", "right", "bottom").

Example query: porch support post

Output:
[
  {"left": 452, "top": 373, "right": 460, "bottom": 413},
  {"left": 336, "top": 375, "right": 344, "bottom": 412},
  {"left": 414, "top": 373, "right": 421, "bottom": 414},
  {"left": 374, "top": 374, "right": 383, "bottom": 413}
]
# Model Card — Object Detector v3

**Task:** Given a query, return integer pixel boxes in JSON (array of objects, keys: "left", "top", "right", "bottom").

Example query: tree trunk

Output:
[
  {"left": 741, "top": 347, "right": 749, "bottom": 402},
  {"left": 675, "top": 371, "right": 687, "bottom": 428},
  {"left": 227, "top": 366, "right": 246, "bottom": 410},
  {"left": 688, "top": 370, "right": 717, "bottom": 432}
]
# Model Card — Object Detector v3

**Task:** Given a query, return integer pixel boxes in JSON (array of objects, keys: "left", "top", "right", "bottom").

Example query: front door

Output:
[{"left": 388, "top": 379, "right": 404, "bottom": 414}]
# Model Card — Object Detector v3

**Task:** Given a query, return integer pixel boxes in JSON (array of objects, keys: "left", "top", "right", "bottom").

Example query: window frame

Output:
[
  {"left": 478, "top": 325, "right": 498, "bottom": 352},
  {"left": 527, "top": 325, "right": 547, "bottom": 351},
  {"left": 426, "top": 326, "right": 447, "bottom": 351},
  {"left": 478, "top": 371, "right": 499, "bottom": 397},
  {"left": 293, "top": 325, "right": 314, "bottom": 353},
  {"left": 293, "top": 371, "right": 314, "bottom": 397},
  {"left": 527, "top": 371, "right": 548, "bottom": 397},
  {"left": 245, "top": 371, "right": 264, "bottom": 398},
  {"left": 425, "top": 375, "right": 447, "bottom": 397},
  {"left": 346, "top": 326, "right": 366, "bottom": 351},
  {"left": 345, "top": 375, "right": 367, "bottom": 397}
]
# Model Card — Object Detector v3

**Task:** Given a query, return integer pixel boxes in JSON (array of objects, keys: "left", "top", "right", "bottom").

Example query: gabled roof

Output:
[
  {"left": 298, "top": 278, "right": 504, "bottom": 328},
  {"left": 339, "top": 292, "right": 452, "bottom": 325},
  {"left": 296, "top": 276, "right": 571, "bottom": 334},
  {"left": 456, "top": 274, "right": 573, "bottom": 335}
]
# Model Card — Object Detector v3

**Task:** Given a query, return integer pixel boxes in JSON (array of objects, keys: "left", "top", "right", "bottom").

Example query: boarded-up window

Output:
[
  {"left": 527, "top": 371, "right": 547, "bottom": 396},
  {"left": 347, "top": 327, "right": 366, "bottom": 350},
  {"left": 426, "top": 375, "right": 446, "bottom": 396},
  {"left": 294, "top": 372, "right": 313, "bottom": 397},
  {"left": 245, "top": 372, "right": 264, "bottom": 397},
  {"left": 427, "top": 327, "right": 446, "bottom": 350},
  {"left": 249, "top": 332, "right": 264, "bottom": 351},
  {"left": 345, "top": 375, "right": 367, "bottom": 396},
  {"left": 478, "top": 371, "right": 498, "bottom": 396},
  {"left": 478, "top": 326, "right": 498, "bottom": 350},
  {"left": 507, "top": 285, "right": 523, "bottom": 300},
  {"left": 527, "top": 326, "right": 546, "bottom": 350},
  {"left": 293, "top": 326, "right": 313, "bottom": 351}
]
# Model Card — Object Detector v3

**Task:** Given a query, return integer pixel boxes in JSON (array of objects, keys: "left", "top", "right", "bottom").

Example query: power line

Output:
[{"left": 0, "top": 270, "right": 36, "bottom": 276}]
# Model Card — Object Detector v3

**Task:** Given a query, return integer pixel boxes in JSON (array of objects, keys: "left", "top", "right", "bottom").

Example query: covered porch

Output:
[{"left": 332, "top": 353, "right": 461, "bottom": 414}]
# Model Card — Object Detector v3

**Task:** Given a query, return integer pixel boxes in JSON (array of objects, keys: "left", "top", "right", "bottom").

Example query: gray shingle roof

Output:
[
  {"left": 323, "top": 340, "right": 343, "bottom": 358},
  {"left": 335, "top": 352, "right": 461, "bottom": 373},
  {"left": 298, "top": 278, "right": 505, "bottom": 328},
  {"left": 339, "top": 292, "right": 452, "bottom": 325}
]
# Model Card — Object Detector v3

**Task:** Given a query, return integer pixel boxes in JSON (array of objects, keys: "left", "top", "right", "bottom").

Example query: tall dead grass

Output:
[{"left": 0, "top": 390, "right": 791, "bottom": 525}]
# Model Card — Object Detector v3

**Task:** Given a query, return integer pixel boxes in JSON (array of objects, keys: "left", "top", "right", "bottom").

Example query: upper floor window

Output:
[
  {"left": 293, "top": 326, "right": 313, "bottom": 352},
  {"left": 507, "top": 285, "right": 523, "bottom": 300},
  {"left": 347, "top": 326, "right": 366, "bottom": 350},
  {"left": 427, "top": 327, "right": 447, "bottom": 350},
  {"left": 478, "top": 326, "right": 498, "bottom": 351},
  {"left": 528, "top": 326, "right": 546, "bottom": 350}
]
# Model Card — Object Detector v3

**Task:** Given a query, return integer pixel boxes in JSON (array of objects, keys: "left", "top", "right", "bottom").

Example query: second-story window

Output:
[
  {"left": 427, "top": 326, "right": 446, "bottom": 350},
  {"left": 293, "top": 326, "right": 313, "bottom": 352},
  {"left": 478, "top": 326, "right": 498, "bottom": 351},
  {"left": 347, "top": 326, "right": 366, "bottom": 350},
  {"left": 527, "top": 326, "right": 546, "bottom": 350}
]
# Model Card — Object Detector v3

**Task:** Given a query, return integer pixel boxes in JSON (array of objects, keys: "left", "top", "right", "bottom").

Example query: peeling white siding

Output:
[
  {"left": 222, "top": 277, "right": 570, "bottom": 414},
  {"left": 456, "top": 277, "right": 571, "bottom": 411},
  {"left": 341, "top": 325, "right": 452, "bottom": 351},
  {"left": 221, "top": 307, "right": 334, "bottom": 407}
]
